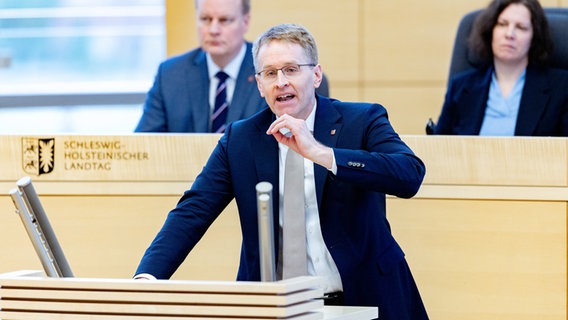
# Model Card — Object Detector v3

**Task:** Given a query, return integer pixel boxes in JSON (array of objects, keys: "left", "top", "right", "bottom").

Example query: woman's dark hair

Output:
[{"left": 468, "top": 0, "right": 553, "bottom": 66}]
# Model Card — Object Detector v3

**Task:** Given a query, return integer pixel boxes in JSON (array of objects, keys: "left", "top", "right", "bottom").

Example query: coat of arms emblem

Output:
[{"left": 22, "top": 138, "right": 55, "bottom": 176}]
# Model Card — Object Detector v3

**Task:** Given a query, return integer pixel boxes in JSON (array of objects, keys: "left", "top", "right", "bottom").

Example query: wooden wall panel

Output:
[
  {"left": 0, "top": 134, "right": 239, "bottom": 280},
  {"left": 249, "top": 0, "right": 360, "bottom": 84},
  {"left": 403, "top": 135, "right": 568, "bottom": 186},
  {"left": 0, "top": 195, "right": 241, "bottom": 280},
  {"left": 388, "top": 198, "right": 566, "bottom": 320},
  {"left": 364, "top": 86, "right": 446, "bottom": 134},
  {"left": 0, "top": 196, "right": 38, "bottom": 272},
  {"left": 362, "top": 0, "right": 487, "bottom": 82},
  {"left": 165, "top": 0, "right": 195, "bottom": 57}
]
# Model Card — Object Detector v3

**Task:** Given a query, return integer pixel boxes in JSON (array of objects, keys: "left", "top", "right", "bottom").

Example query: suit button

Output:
[{"left": 347, "top": 161, "right": 365, "bottom": 168}]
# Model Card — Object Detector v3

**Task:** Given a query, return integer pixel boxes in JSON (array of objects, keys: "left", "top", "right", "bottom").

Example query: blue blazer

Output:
[
  {"left": 135, "top": 42, "right": 267, "bottom": 132},
  {"left": 433, "top": 65, "right": 568, "bottom": 136},
  {"left": 136, "top": 96, "right": 427, "bottom": 317}
]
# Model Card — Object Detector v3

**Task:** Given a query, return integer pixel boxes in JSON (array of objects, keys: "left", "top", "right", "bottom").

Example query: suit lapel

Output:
[
  {"left": 252, "top": 121, "right": 279, "bottom": 187},
  {"left": 515, "top": 66, "right": 550, "bottom": 135},
  {"left": 189, "top": 51, "right": 212, "bottom": 132},
  {"left": 228, "top": 43, "right": 261, "bottom": 123},
  {"left": 248, "top": 110, "right": 280, "bottom": 248},
  {"left": 313, "top": 96, "right": 342, "bottom": 210},
  {"left": 462, "top": 68, "right": 492, "bottom": 134}
]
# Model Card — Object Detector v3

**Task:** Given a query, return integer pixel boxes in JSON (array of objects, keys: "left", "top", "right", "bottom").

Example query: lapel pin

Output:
[{"left": 330, "top": 129, "right": 336, "bottom": 135}]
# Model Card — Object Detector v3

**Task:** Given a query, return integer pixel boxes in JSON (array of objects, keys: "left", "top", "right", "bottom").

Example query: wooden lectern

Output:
[
  {"left": 2, "top": 134, "right": 566, "bottom": 319},
  {"left": 0, "top": 271, "right": 377, "bottom": 319}
]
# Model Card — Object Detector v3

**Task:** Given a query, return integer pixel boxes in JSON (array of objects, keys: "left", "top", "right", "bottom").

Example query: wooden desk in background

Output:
[{"left": 0, "top": 134, "right": 565, "bottom": 320}]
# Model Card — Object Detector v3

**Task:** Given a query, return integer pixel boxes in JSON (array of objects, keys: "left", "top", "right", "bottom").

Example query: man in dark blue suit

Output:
[
  {"left": 135, "top": 0, "right": 265, "bottom": 133},
  {"left": 135, "top": 23, "right": 428, "bottom": 319}
]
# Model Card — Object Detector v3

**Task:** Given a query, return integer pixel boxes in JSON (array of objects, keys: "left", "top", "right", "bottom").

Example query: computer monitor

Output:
[{"left": 9, "top": 176, "right": 73, "bottom": 278}]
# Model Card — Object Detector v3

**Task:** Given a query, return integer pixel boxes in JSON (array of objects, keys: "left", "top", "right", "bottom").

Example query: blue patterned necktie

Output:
[{"left": 211, "top": 71, "right": 229, "bottom": 133}]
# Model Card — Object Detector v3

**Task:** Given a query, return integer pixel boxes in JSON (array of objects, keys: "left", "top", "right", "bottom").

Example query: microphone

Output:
[
  {"left": 256, "top": 182, "right": 276, "bottom": 281},
  {"left": 279, "top": 127, "right": 293, "bottom": 137},
  {"left": 9, "top": 177, "right": 74, "bottom": 278}
]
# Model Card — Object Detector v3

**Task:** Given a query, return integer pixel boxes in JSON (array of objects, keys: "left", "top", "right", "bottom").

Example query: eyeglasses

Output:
[{"left": 256, "top": 64, "right": 316, "bottom": 81}]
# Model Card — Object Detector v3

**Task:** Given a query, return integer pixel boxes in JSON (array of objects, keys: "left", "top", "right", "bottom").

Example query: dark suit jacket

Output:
[
  {"left": 135, "top": 42, "right": 266, "bottom": 132},
  {"left": 136, "top": 96, "right": 427, "bottom": 317},
  {"left": 433, "top": 64, "right": 568, "bottom": 136}
]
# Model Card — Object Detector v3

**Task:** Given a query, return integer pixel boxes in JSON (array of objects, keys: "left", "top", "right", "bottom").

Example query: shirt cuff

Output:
[
  {"left": 329, "top": 150, "right": 337, "bottom": 175},
  {"left": 133, "top": 273, "right": 157, "bottom": 280}
]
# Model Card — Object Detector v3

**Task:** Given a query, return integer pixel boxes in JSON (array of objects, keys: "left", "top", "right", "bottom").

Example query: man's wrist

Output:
[{"left": 310, "top": 144, "right": 334, "bottom": 170}]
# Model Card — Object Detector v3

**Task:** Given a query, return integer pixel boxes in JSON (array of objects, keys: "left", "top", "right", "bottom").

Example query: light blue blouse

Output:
[{"left": 479, "top": 70, "right": 526, "bottom": 136}]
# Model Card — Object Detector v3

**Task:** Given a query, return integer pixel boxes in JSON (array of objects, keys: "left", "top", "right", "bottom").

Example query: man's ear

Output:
[
  {"left": 255, "top": 75, "right": 265, "bottom": 97},
  {"left": 313, "top": 64, "right": 323, "bottom": 88}
]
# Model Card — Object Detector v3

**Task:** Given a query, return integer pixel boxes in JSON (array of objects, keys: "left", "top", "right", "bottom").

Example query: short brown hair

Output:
[{"left": 252, "top": 24, "right": 319, "bottom": 72}]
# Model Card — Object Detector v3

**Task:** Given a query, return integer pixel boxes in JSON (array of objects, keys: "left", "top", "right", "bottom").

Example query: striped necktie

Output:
[{"left": 211, "top": 71, "right": 229, "bottom": 133}]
